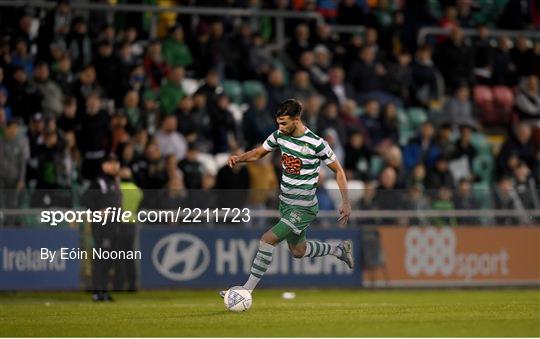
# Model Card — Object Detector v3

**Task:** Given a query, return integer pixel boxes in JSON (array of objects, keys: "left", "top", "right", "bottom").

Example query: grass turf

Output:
[{"left": 0, "top": 289, "right": 538, "bottom": 337}]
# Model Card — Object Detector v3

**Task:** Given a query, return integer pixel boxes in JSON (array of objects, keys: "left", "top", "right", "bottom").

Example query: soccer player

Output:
[{"left": 221, "top": 99, "right": 353, "bottom": 296}]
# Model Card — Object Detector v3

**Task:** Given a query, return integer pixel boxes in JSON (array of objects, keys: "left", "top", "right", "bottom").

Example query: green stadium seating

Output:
[
  {"left": 407, "top": 107, "right": 428, "bottom": 129},
  {"left": 242, "top": 80, "right": 266, "bottom": 101},
  {"left": 222, "top": 80, "right": 243, "bottom": 104},
  {"left": 471, "top": 132, "right": 492, "bottom": 156},
  {"left": 370, "top": 155, "right": 384, "bottom": 178},
  {"left": 472, "top": 154, "right": 494, "bottom": 184}
]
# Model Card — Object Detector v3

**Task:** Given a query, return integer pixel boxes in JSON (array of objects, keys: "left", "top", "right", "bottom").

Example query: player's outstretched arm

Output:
[
  {"left": 326, "top": 160, "right": 351, "bottom": 226},
  {"left": 228, "top": 146, "right": 270, "bottom": 168}
]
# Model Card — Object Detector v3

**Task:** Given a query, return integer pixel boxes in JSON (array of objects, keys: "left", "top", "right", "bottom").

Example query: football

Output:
[{"left": 223, "top": 286, "right": 252, "bottom": 312}]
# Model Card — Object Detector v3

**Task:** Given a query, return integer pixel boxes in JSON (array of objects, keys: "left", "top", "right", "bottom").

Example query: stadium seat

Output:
[
  {"left": 242, "top": 80, "right": 266, "bottom": 101},
  {"left": 223, "top": 80, "right": 243, "bottom": 104},
  {"left": 474, "top": 85, "right": 495, "bottom": 125},
  {"left": 471, "top": 132, "right": 492, "bottom": 156},
  {"left": 472, "top": 154, "right": 494, "bottom": 184},
  {"left": 492, "top": 86, "right": 514, "bottom": 124},
  {"left": 407, "top": 107, "right": 427, "bottom": 129},
  {"left": 369, "top": 155, "right": 384, "bottom": 178}
]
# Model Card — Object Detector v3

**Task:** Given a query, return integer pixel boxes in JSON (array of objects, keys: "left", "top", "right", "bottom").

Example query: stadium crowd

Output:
[{"left": 0, "top": 0, "right": 539, "bottom": 227}]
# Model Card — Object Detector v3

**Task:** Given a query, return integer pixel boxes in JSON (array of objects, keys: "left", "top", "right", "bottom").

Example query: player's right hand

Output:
[{"left": 227, "top": 155, "right": 240, "bottom": 168}]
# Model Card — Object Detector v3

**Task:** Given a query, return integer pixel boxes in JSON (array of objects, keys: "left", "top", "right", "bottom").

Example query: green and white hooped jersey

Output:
[{"left": 262, "top": 128, "right": 337, "bottom": 207}]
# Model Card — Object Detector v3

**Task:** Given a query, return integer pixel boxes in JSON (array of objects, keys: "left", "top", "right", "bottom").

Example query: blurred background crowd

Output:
[{"left": 0, "top": 0, "right": 539, "bottom": 227}]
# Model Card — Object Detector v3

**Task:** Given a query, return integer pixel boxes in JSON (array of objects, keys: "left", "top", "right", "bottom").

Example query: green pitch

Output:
[{"left": 0, "top": 289, "right": 538, "bottom": 337}]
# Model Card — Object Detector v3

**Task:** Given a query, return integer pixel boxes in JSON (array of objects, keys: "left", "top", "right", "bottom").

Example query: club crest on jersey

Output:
[{"left": 300, "top": 143, "right": 309, "bottom": 154}]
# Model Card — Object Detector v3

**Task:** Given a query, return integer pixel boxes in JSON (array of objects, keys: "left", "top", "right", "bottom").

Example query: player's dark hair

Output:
[{"left": 275, "top": 99, "right": 303, "bottom": 118}]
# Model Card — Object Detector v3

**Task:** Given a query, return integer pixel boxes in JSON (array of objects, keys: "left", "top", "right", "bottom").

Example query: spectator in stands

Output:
[
  {"left": 298, "top": 51, "right": 328, "bottom": 88},
  {"left": 406, "top": 163, "right": 427, "bottom": 190},
  {"left": 162, "top": 25, "right": 193, "bottom": 69},
  {"left": 512, "top": 161, "right": 540, "bottom": 210},
  {"left": 337, "top": 0, "right": 366, "bottom": 26},
  {"left": 209, "top": 93, "right": 238, "bottom": 154},
  {"left": 197, "top": 68, "right": 222, "bottom": 111},
  {"left": 208, "top": 20, "right": 228, "bottom": 79},
  {"left": 340, "top": 99, "right": 367, "bottom": 141},
  {"left": 497, "top": 123, "right": 537, "bottom": 178},
  {"left": 431, "top": 186, "right": 457, "bottom": 226},
  {"left": 472, "top": 25, "right": 494, "bottom": 85},
  {"left": 143, "top": 40, "right": 169, "bottom": 90},
  {"left": 67, "top": 16, "right": 92, "bottom": 73},
  {"left": 435, "top": 122, "right": 455, "bottom": 158},
  {"left": 154, "top": 115, "right": 187, "bottom": 161},
  {"left": 226, "top": 22, "right": 254, "bottom": 80},
  {"left": 373, "top": 166, "right": 403, "bottom": 224},
  {"left": 159, "top": 66, "right": 186, "bottom": 115},
  {"left": 93, "top": 39, "right": 122, "bottom": 101},
  {"left": 70, "top": 64, "right": 100, "bottom": 115},
  {"left": 26, "top": 113, "right": 46, "bottom": 184},
  {"left": 441, "top": 84, "right": 476, "bottom": 127},
  {"left": 11, "top": 38, "right": 34, "bottom": 75},
  {"left": 434, "top": 27, "right": 474, "bottom": 91},
  {"left": 288, "top": 70, "right": 317, "bottom": 101},
  {"left": 57, "top": 96, "right": 78, "bottom": 133},
  {"left": 385, "top": 50, "right": 412, "bottom": 103},
  {"left": 492, "top": 35, "right": 518, "bottom": 87},
  {"left": 51, "top": 54, "right": 74, "bottom": 91},
  {"left": 493, "top": 176, "right": 522, "bottom": 225},
  {"left": 497, "top": 0, "right": 534, "bottom": 30},
  {"left": 361, "top": 99, "right": 384, "bottom": 147},
  {"left": 242, "top": 93, "right": 274, "bottom": 150},
  {"left": 37, "top": 0, "right": 72, "bottom": 62},
  {"left": 132, "top": 138, "right": 169, "bottom": 209},
  {"left": 0, "top": 117, "right": 28, "bottom": 225},
  {"left": 178, "top": 143, "right": 205, "bottom": 190},
  {"left": 8, "top": 67, "right": 42, "bottom": 123},
  {"left": 451, "top": 123, "right": 477, "bottom": 173},
  {"left": 403, "top": 121, "right": 441, "bottom": 171},
  {"left": 456, "top": 0, "right": 476, "bottom": 28},
  {"left": 454, "top": 177, "right": 481, "bottom": 225},
  {"left": 350, "top": 46, "right": 385, "bottom": 94},
  {"left": 77, "top": 92, "right": 111, "bottom": 180},
  {"left": 119, "top": 90, "right": 141, "bottom": 132},
  {"left": 32, "top": 61, "right": 63, "bottom": 117},
  {"left": 313, "top": 44, "right": 333, "bottom": 74},
  {"left": 299, "top": 94, "right": 320, "bottom": 130},
  {"left": 514, "top": 75, "right": 540, "bottom": 122},
  {"left": 249, "top": 32, "right": 273, "bottom": 80},
  {"left": 405, "top": 184, "right": 431, "bottom": 226},
  {"left": 265, "top": 67, "right": 291, "bottom": 114},
  {"left": 512, "top": 36, "right": 535, "bottom": 78},
  {"left": 317, "top": 101, "right": 346, "bottom": 143},
  {"left": 320, "top": 65, "right": 355, "bottom": 106},
  {"left": 358, "top": 181, "right": 378, "bottom": 225},
  {"left": 380, "top": 103, "right": 400, "bottom": 145},
  {"left": 426, "top": 155, "right": 454, "bottom": 189},
  {"left": 344, "top": 130, "right": 373, "bottom": 181},
  {"left": 0, "top": 85, "right": 11, "bottom": 122},
  {"left": 410, "top": 45, "right": 440, "bottom": 108},
  {"left": 214, "top": 149, "right": 250, "bottom": 208},
  {"left": 438, "top": 6, "right": 459, "bottom": 34},
  {"left": 286, "top": 24, "right": 313, "bottom": 67},
  {"left": 191, "top": 24, "right": 213, "bottom": 78},
  {"left": 174, "top": 95, "right": 210, "bottom": 148}
]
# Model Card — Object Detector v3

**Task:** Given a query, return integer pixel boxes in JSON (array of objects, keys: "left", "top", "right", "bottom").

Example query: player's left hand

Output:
[{"left": 338, "top": 202, "right": 351, "bottom": 226}]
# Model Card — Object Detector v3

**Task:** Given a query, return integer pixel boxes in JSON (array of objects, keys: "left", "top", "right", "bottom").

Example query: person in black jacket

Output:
[
  {"left": 84, "top": 154, "right": 122, "bottom": 302},
  {"left": 77, "top": 92, "right": 112, "bottom": 180}
]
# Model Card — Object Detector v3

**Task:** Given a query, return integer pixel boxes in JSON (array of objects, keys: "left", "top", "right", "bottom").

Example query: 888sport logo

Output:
[{"left": 404, "top": 227, "right": 457, "bottom": 277}]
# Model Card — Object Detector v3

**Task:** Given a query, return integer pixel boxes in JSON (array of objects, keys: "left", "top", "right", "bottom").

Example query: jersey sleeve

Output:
[
  {"left": 262, "top": 131, "right": 279, "bottom": 152},
  {"left": 315, "top": 140, "right": 337, "bottom": 165}
]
